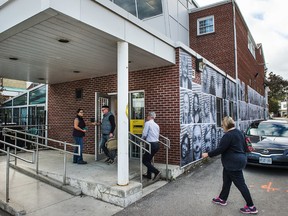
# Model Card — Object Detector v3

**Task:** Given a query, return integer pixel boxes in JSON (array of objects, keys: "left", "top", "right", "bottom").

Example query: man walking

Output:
[
  {"left": 142, "top": 112, "right": 161, "bottom": 181},
  {"left": 95, "top": 105, "right": 116, "bottom": 164}
]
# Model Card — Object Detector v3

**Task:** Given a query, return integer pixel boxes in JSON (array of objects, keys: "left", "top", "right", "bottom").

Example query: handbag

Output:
[
  {"left": 244, "top": 136, "right": 255, "bottom": 152},
  {"left": 105, "top": 138, "right": 117, "bottom": 150}
]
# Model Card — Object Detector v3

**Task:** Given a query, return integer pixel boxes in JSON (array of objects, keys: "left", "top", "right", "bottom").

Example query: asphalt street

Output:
[{"left": 114, "top": 157, "right": 288, "bottom": 216}]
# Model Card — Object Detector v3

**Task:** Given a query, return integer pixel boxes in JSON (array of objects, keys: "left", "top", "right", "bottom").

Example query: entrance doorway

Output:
[{"left": 94, "top": 91, "right": 145, "bottom": 161}]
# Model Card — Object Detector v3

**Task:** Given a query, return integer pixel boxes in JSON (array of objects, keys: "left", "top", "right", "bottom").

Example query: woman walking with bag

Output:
[{"left": 202, "top": 116, "right": 258, "bottom": 214}]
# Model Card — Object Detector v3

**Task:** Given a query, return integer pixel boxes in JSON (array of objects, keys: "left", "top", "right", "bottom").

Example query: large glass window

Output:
[
  {"left": 113, "top": 0, "right": 137, "bottom": 16},
  {"left": 197, "top": 16, "right": 215, "bottom": 35},
  {"left": 29, "top": 85, "right": 46, "bottom": 105},
  {"left": 111, "top": 0, "right": 163, "bottom": 20},
  {"left": 13, "top": 93, "right": 27, "bottom": 106},
  {"left": 248, "top": 33, "right": 256, "bottom": 58},
  {"left": 137, "top": 0, "right": 163, "bottom": 20}
]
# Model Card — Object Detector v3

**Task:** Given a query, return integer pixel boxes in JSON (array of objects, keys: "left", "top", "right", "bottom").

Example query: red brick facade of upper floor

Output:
[{"left": 189, "top": 2, "right": 266, "bottom": 98}]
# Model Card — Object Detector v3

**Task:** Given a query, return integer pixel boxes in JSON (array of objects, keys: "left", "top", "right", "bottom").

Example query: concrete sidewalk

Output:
[{"left": 0, "top": 150, "right": 177, "bottom": 215}]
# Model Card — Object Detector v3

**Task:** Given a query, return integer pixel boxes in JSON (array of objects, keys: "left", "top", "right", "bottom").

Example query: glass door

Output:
[
  {"left": 129, "top": 91, "right": 145, "bottom": 158},
  {"left": 95, "top": 93, "right": 111, "bottom": 161}
]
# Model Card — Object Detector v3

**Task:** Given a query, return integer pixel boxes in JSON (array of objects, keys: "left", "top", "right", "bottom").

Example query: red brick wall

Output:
[
  {"left": 189, "top": 2, "right": 265, "bottom": 97},
  {"left": 189, "top": 3, "right": 235, "bottom": 77},
  {"left": 48, "top": 60, "right": 181, "bottom": 165}
]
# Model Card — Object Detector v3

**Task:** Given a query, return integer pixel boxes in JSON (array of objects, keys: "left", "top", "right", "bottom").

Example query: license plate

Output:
[{"left": 259, "top": 157, "right": 272, "bottom": 164}]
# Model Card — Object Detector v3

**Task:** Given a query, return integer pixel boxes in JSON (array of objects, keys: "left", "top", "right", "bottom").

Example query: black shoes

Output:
[
  {"left": 153, "top": 171, "right": 161, "bottom": 181},
  {"left": 142, "top": 174, "right": 152, "bottom": 179},
  {"left": 77, "top": 160, "right": 87, "bottom": 164}
]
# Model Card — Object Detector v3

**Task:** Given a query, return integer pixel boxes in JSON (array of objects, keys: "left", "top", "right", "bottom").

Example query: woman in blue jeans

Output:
[
  {"left": 72, "top": 108, "right": 87, "bottom": 164},
  {"left": 202, "top": 116, "right": 258, "bottom": 214}
]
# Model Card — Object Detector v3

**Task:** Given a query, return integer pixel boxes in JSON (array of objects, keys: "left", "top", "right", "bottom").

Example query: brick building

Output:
[{"left": 0, "top": 0, "right": 268, "bottom": 185}]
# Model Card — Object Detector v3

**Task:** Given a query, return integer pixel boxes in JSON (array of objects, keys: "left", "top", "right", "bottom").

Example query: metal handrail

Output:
[
  {"left": 159, "top": 134, "right": 171, "bottom": 180},
  {"left": 128, "top": 132, "right": 171, "bottom": 182},
  {"left": 0, "top": 140, "right": 35, "bottom": 203},
  {"left": 2, "top": 127, "right": 80, "bottom": 185},
  {"left": 128, "top": 132, "right": 151, "bottom": 183}
]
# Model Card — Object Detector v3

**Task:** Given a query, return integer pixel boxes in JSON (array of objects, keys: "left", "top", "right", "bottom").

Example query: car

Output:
[{"left": 245, "top": 119, "right": 288, "bottom": 168}]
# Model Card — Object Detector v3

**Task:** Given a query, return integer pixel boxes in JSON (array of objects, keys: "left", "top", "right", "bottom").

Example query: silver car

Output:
[{"left": 245, "top": 119, "right": 288, "bottom": 168}]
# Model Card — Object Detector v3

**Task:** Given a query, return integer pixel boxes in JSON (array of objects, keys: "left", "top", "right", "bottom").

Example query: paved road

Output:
[{"left": 114, "top": 157, "right": 288, "bottom": 216}]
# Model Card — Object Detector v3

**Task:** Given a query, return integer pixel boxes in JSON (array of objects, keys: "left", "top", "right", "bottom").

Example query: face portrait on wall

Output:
[
  {"left": 180, "top": 51, "right": 192, "bottom": 90},
  {"left": 209, "top": 74, "right": 216, "bottom": 96},
  {"left": 202, "top": 66, "right": 209, "bottom": 94},
  {"left": 209, "top": 95, "right": 216, "bottom": 124},
  {"left": 192, "top": 93, "right": 202, "bottom": 123},
  {"left": 211, "top": 125, "right": 217, "bottom": 150},
  {"left": 203, "top": 125, "right": 211, "bottom": 152},
  {"left": 202, "top": 99, "right": 210, "bottom": 123},
  {"left": 181, "top": 133, "right": 192, "bottom": 166},
  {"left": 181, "top": 91, "right": 192, "bottom": 124},
  {"left": 192, "top": 124, "right": 202, "bottom": 161}
]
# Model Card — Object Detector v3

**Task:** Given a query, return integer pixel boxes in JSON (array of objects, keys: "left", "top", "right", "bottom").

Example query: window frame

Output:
[{"left": 197, "top": 15, "right": 215, "bottom": 36}]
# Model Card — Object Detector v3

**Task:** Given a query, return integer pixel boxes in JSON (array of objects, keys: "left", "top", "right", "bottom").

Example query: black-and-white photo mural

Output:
[
  {"left": 192, "top": 124, "right": 202, "bottom": 161},
  {"left": 202, "top": 65, "right": 209, "bottom": 94},
  {"left": 208, "top": 67, "right": 216, "bottom": 96},
  {"left": 180, "top": 50, "right": 193, "bottom": 90},
  {"left": 216, "top": 72, "right": 223, "bottom": 98},
  {"left": 192, "top": 84, "right": 202, "bottom": 123},
  {"left": 210, "top": 95, "right": 216, "bottom": 124},
  {"left": 180, "top": 125, "right": 193, "bottom": 166},
  {"left": 178, "top": 49, "right": 265, "bottom": 167},
  {"left": 180, "top": 89, "right": 193, "bottom": 124},
  {"left": 202, "top": 94, "right": 210, "bottom": 123}
]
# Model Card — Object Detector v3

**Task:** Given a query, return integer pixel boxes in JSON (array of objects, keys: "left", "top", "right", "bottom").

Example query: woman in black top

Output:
[
  {"left": 202, "top": 116, "right": 258, "bottom": 214},
  {"left": 72, "top": 108, "right": 87, "bottom": 164}
]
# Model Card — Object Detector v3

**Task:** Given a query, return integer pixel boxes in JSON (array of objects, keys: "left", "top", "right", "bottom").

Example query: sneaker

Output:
[
  {"left": 108, "top": 159, "right": 115, "bottom": 165},
  {"left": 77, "top": 160, "right": 87, "bottom": 165},
  {"left": 142, "top": 174, "right": 152, "bottom": 179},
  {"left": 212, "top": 197, "right": 227, "bottom": 206},
  {"left": 240, "top": 205, "right": 258, "bottom": 214},
  {"left": 105, "top": 158, "right": 111, "bottom": 163},
  {"left": 153, "top": 171, "right": 161, "bottom": 181}
]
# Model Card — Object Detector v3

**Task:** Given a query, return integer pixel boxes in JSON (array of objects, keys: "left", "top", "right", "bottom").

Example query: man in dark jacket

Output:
[{"left": 96, "top": 105, "right": 116, "bottom": 164}]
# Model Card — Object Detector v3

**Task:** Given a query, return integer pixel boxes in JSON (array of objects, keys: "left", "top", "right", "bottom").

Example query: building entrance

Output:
[{"left": 94, "top": 91, "right": 145, "bottom": 161}]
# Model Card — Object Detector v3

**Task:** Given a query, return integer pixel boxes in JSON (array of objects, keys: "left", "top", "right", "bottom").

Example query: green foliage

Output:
[{"left": 267, "top": 72, "right": 288, "bottom": 114}]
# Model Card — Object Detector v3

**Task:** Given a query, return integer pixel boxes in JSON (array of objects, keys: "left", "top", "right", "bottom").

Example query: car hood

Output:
[{"left": 252, "top": 136, "right": 288, "bottom": 149}]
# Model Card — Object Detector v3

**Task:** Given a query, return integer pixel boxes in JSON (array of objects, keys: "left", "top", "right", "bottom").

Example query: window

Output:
[
  {"left": 75, "top": 88, "right": 83, "bottom": 99},
  {"left": 197, "top": 16, "right": 214, "bottom": 35},
  {"left": 216, "top": 97, "right": 223, "bottom": 127},
  {"left": 111, "top": 0, "right": 163, "bottom": 20},
  {"left": 248, "top": 33, "right": 255, "bottom": 58}
]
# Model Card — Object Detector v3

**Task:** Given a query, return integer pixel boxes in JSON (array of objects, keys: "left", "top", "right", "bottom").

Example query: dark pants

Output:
[
  {"left": 73, "top": 136, "right": 84, "bottom": 163},
  {"left": 100, "top": 134, "right": 116, "bottom": 160},
  {"left": 219, "top": 168, "right": 254, "bottom": 206},
  {"left": 142, "top": 142, "right": 160, "bottom": 178}
]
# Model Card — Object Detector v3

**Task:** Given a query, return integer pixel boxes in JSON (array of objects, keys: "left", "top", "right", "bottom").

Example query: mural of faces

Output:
[
  {"left": 202, "top": 66, "right": 209, "bottom": 94},
  {"left": 211, "top": 125, "right": 217, "bottom": 150},
  {"left": 193, "top": 93, "right": 202, "bottom": 123},
  {"left": 181, "top": 132, "right": 193, "bottom": 166},
  {"left": 203, "top": 125, "right": 211, "bottom": 152},
  {"left": 192, "top": 124, "right": 202, "bottom": 161},
  {"left": 210, "top": 95, "right": 216, "bottom": 124},
  {"left": 180, "top": 51, "right": 192, "bottom": 90},
  {"left": 180, "top": 89, "right": 193, "bottom": 124},
  {"left": 202, "top": 94, "right": 210, "bottom": 123},
  {"left": 216, "top": 73, "right": 223, "bottom": 98}
]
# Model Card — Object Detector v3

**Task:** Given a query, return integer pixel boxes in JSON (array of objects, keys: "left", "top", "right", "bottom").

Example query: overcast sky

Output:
[{"left": 196, "top": 0, "right": 287, "bottom": 80}]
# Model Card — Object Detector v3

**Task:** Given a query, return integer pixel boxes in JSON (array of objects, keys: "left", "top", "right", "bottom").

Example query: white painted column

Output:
[{"left": 117, "top": 41, "right": 129, "bottom": 185}]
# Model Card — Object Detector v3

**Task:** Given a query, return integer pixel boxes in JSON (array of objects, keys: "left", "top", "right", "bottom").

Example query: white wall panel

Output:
[
  {"left": 0, "top": 0, "right": 48, "bottom": 33},
  {"left": 50, "top": 0, "right": 81, "bottom": 20}
]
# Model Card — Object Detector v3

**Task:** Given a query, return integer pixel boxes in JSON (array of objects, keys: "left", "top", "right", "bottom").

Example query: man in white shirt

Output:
[{"left": 142, "top": 112, "right": 161, "bottom": 181}]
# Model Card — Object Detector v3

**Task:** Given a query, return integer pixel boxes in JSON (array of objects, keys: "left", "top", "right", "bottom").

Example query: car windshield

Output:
[{"left": 248, "top": 121, "right": 288, "bottom": 137}]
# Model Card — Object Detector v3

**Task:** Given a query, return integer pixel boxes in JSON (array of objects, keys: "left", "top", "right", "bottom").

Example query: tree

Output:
[{"left": 267, "top": 72, "right": 288, "bottom": 115}]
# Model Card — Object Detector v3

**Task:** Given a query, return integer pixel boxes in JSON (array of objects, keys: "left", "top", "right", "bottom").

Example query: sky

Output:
[{"left": 196, "top": 0, "right": 288, "bottom": 80}]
